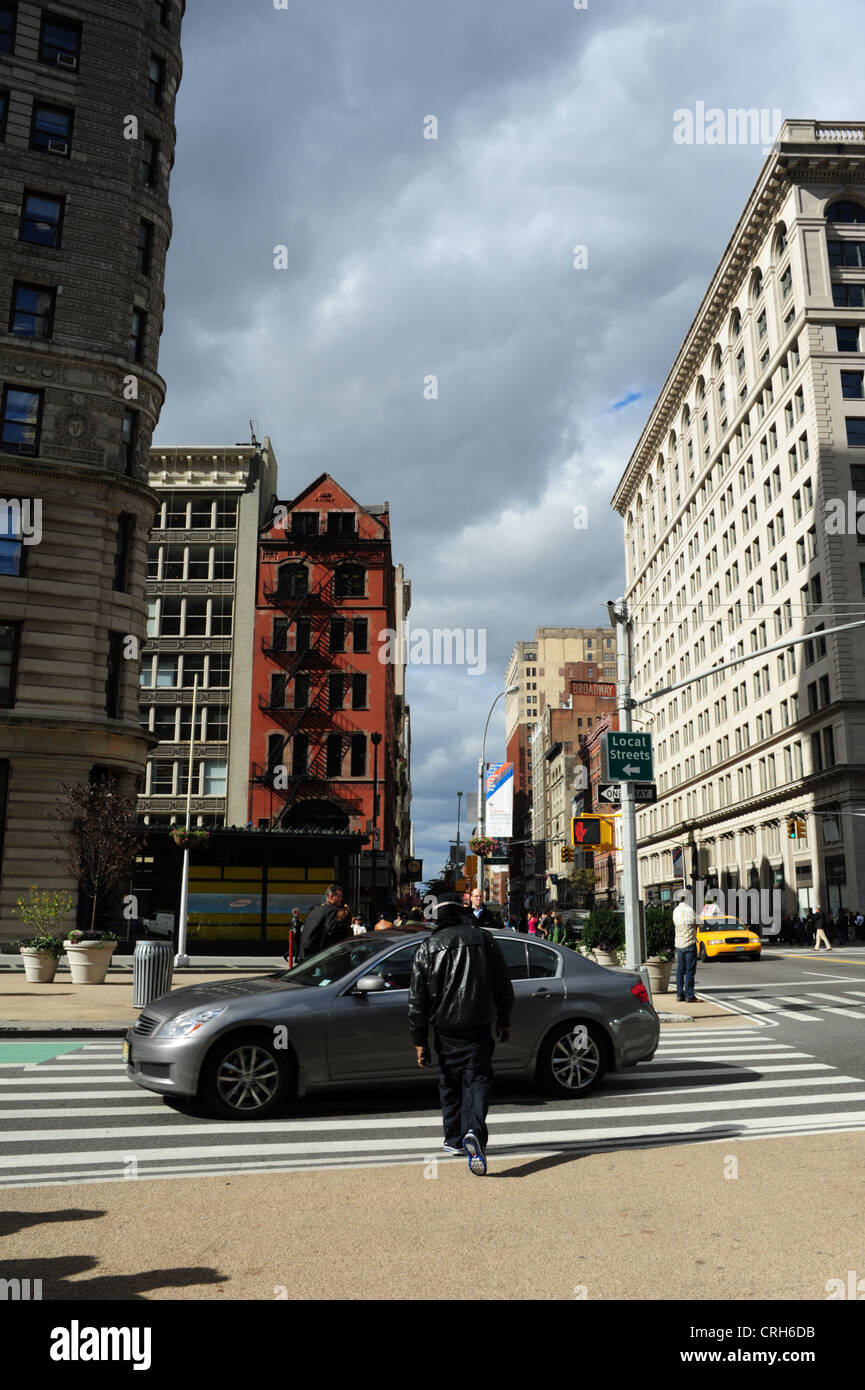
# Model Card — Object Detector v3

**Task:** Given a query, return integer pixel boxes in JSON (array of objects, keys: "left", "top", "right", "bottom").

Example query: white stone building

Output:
[{"left": 612, "top": 120, "right": 865, "bottom": 921}]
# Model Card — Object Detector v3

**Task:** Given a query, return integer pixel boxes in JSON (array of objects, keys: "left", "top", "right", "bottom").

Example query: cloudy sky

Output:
[{"left": 155, "top": 0, "right": 862, "bottom": 876}]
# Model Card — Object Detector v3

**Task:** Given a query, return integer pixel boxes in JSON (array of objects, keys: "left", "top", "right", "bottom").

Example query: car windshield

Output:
[{"left": 276, "top": 937, "right": 387, "bottom": 987}]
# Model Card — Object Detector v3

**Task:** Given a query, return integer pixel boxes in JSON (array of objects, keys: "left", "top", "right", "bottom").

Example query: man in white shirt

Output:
[{"left": 673, "top": 898, "right": 699, "bottom": 1003}]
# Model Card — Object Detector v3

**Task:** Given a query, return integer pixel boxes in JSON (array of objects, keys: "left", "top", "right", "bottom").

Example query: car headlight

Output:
[
  {"left": 709, "top": 938, "right": 723, "bottom": 946},
  {"left": 158, "top": 1006, "right": 229, "bottom": 1039}
]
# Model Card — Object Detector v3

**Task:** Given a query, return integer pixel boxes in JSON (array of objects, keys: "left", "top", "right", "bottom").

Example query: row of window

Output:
[
  {"left": 140, "top": 653, "right": 230, "bottom": 689},
  {"left": 272, "top": 563, "right": 368, "bottom": 601},
  {"left": 269, "top": 617, "right": 369, "bottom": 655},
  {"left": 282, "top": 511, "right": 358, "bottom": 538},
  {"left": 2, "top": 504, "right": 135, "bottom": 586},
  {"left": 143, "top": 759, "right": 227, "bottom": 798},
  {"left": 154, "top": 494, "right": 239, "bottom": 531},
  {"left": 0, "top": 2, "right": 173, "bottom": 69},
  {"left": 264, "top": 733, "right": 370, "bottom": 781},
  {"left": 6, "top": 224, "right": 155, "bottom": 342},
  {"left": 0, "top": 622, "right": 126, "bottom": 716},
  {"left": 0, "top": 382, "right": 140, "bottom": 469},
  {"left": 267, "top": 671, "right": 369, "bottom": 711},
  {"left": 140, "top": 705, "right": 229, "bottom": 742}
]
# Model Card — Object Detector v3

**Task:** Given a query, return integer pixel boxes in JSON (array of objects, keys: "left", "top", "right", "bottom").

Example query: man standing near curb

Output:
[
  {"left": 300, "top": 884, "right": 343, "bottom": 961},
  {"left": 673, "top": 897, "right": 699, "bottom": 1003},
  {"left": 408, "top": 901, "right": 513, "bottom": 1175},
  {"left": 468, "top": 885, "right": 499, "bottom": 930}
]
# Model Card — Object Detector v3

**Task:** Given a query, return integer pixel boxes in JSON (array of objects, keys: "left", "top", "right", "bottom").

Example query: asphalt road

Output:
[
  {"left": 692, "top": 944, "right": 865, "bottom": 1081},
  {"left": 3, "top": 953, "right": 865, "bottom": 1187}
]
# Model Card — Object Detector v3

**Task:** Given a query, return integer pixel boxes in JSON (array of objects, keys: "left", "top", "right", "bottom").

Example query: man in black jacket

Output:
[
  {"left": 300, "top": 884, "right": 343, "bottom": 961},
  {"left": 468, "top": 885, "right": 500, "bottom": 930},
  {"left": 408, "top": 901, "right": 513, "bottom": 1175}
]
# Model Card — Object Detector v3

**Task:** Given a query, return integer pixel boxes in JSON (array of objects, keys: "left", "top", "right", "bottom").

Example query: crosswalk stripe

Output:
[
  {"left": 7, "top": 1088, "right": 865, "bottom": 1147},
  {"left": 792, "top": 992, "right": 865, "bottom": 1019},
  {"left": 5, "top": 1106, "right": 865, "bottom": 1173},
  {"left": 770, "top": 997, "right": 823, "bottom": 1021},
  {"left": 8, "top": 1075, "right": 861, "bottom": 1121}
]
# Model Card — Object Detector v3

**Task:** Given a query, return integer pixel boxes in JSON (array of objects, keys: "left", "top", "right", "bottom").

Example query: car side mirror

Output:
[{"left": 353, "top": 975, "right": 386, "bottom": 994}]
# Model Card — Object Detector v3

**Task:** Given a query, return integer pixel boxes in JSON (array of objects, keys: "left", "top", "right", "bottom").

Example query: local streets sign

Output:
[
  {"left": 601, "top": 730, "right": 654, "bottom": 783},
  {"left": 598, "top": 781, "right": 657, "bottom": 806}
]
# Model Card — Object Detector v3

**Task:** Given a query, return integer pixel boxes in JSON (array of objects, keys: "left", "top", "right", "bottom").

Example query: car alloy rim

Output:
[
  {"left": 216, "top": 1044, "right": 281, "bottom": 1111},
  {"left": 550, "top": 1032, "right": 600, "bottom": 1090}
]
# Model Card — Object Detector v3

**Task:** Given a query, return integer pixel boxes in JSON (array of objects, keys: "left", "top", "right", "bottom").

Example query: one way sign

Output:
[{"left": 598, "top": 781, "right": 657, "bottom": 806}]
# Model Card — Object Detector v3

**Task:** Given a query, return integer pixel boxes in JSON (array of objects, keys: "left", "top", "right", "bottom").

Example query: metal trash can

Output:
[{"left": 133, "top": 939, "right": 174, "bottom": 1007}]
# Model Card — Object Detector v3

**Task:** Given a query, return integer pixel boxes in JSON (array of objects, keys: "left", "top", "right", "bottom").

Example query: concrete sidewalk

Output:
[{"left": 1, "top": 1130, "right": 862, "bottom": 1300}]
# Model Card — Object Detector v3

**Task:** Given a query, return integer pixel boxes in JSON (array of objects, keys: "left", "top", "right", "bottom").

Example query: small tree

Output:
[
  {"left": 568, "top": 866, "right": 597, "bottom": 908},
  {"left": 50, "top": 777, "right": 145, "bottom": 933}
]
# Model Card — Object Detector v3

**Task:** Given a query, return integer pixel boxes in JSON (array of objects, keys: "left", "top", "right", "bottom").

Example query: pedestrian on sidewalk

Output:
[
  {"left": 408, "top": 900, "right": 513, "bottom": 1176},
  {"left": 673, "top": 898, "right": 699, "bottom": 1002},
  {"left": 813, "top": 906, "right": 832, "bottom": 952},
  {"left": 300, "top": 884, "right": 343, "bottom": 960}
]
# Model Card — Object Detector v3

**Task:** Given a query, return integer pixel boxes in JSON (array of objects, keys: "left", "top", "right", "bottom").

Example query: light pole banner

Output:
[
  {"left": 485, "top": 762, "right": 513, "bottom": 837},
  {"left": 672, "top": 846, "right": 685, "bottom": 880}
]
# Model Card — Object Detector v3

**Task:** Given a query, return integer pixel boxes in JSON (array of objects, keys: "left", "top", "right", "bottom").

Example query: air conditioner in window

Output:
[
  {"left": 17, "top": 443, "right": 36, "bottom": 455},
  {"left": 47, "top": 139, "right": 69, "bottom": 155},
  {"left": 56, "top": 52, "right": 77, "bottom": 68}
]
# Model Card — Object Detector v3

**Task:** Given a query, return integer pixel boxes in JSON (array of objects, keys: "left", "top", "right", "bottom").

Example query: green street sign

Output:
[{"left": 602, "top": 730, "right": 654, "bottom": 783}]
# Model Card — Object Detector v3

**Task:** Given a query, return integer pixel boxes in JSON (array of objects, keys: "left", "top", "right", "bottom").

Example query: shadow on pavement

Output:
[
  {"left": 0, "top": 1208, "right": 103, "bottom": 1237},
  {"left": 491, "top": 1123, "right": 745, "bottom": 1176},
  {"left": 0, "top": 1255, "right": 226, "bottom": 1300}
]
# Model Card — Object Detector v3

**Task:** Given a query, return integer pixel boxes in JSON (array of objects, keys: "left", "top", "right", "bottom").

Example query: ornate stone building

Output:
[
  {"left": 0, "top": 1, "right": 185, "bottom": 939},
  {"left": 612, "top": 120, "right": 865, "bottom": 919}
]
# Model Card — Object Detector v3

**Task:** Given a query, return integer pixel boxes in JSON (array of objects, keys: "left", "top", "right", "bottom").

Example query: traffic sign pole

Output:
[{"left": 612, "top": 597, "right": 641, "bottom": 972}]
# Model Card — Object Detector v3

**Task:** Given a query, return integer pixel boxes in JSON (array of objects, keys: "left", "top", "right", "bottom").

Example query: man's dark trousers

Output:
[
  {"left": 434, "top": 1028, "right": 495, "bottom": 1148},
  {"left": 676, "top": 944, "right": 697, "bottom": 999}
]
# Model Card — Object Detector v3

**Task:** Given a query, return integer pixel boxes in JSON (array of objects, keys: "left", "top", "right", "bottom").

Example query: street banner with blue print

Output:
[{"left": 485, "top": 762, "right": 514, "bottom": 837}]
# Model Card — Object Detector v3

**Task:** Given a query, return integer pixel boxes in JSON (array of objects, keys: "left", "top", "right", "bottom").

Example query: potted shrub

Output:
[
  {"left": 13, "top": 887, "right": 73, "bottom": 982},
  {"left": 645, "top": 906, "right": 676, "bottom": 994},
  {"left": 581, "top": 908, "right": 625, "bottom": 966},
  {"left": 17, "top": 934, "right": 66, "bottom": 983},
  {"left": 62, "top": 929, "right": 118, "bottom": 985},
  {"left": 170, "top": 826, "right": 210, "bottom": 851}
]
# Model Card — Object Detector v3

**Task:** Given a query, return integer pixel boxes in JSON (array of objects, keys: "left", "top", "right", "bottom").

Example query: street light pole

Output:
[
  {"left": 455, "top": 790, "right": 463, "bottom": 883},
  {"left": 609, "top": 600, "right": 641, "bottom": 971},
  {"left": 370, "top": 731, "right": 382, "bottom": 925},
  {"left": 477, "top": 686, "right": 520, "bottom": 895},
  {"left": 175, "top": 674, "right": 198, "bottom": 968}
]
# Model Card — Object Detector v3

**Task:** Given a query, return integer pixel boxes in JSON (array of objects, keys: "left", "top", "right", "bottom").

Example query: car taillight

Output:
[{"left": 631, "top": 982, "right": 650, "bottom": 1004}]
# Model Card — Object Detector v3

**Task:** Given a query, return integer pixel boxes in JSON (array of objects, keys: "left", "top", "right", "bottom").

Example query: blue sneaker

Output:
[
  {"left": 442, "top": 1139, "right": 463, "bottom": 1155},
  {"left": 463, "top": 1131, "right": 486, "bottom": 1175}
]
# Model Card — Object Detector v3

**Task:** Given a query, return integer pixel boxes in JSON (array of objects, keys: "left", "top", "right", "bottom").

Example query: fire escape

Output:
[{"left": 250, "top": 522, "right": 371, "bottom": 830}]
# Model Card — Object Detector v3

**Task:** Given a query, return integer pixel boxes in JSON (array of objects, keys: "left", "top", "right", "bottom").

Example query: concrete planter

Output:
[
  {"left": 645, "top": 957, "right": 674, "bottom": 994},
  {"left": 62, "top": 940, "right": 116, "bottom": 984},
  {"left": 592, "top": 949, "right": 619, "bottom": 967},
  {"left": 20, "top": 949, "right": 59, "bottom": 983}
]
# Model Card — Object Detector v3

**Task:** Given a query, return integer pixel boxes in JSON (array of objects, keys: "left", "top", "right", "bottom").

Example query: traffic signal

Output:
[
  {"left": 560, "top": 845, "right": 574, "bottom": 863},
  {"left": 787, "top": 817, "right": 797, "bottom": 839},
  {"left": 796, "top": 817, "right": 807, "bottom": 839},
  {"left": 571, "top": 816, "right": 615, "bottom": 850}
]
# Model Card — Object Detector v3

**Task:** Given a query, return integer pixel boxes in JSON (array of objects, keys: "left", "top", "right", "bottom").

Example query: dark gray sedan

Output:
[{"left": 124, "top": 931, "right": 659, "bottom": 1120}]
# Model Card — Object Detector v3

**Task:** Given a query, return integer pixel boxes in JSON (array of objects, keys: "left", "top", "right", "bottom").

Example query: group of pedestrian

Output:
[
  {"left": 780, "top": 906, "right": 864, "bottom": 950},
  {"left": 285, "top": 886, "right": 430, "bottom": 961}
]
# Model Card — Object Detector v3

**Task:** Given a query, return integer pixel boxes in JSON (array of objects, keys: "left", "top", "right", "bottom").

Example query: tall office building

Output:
[
  {"left": 139, "top": 441, "right": 279, "bottom": 830},
  {"left": 612, "top": 120, "right": 865, "bottom": 917},
  {"left": 0, "top": 1, "right": 184, "bottom": 939}
]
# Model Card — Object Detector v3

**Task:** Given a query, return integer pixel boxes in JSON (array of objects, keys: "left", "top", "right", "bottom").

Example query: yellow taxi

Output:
[{"left": 696, "top": 912, "right": 762, "bottom": 962}]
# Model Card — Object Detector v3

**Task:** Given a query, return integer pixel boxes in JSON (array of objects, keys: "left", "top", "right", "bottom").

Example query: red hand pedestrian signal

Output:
[{"left": 571, "top": 817, "right": 601, "bottom": 846}]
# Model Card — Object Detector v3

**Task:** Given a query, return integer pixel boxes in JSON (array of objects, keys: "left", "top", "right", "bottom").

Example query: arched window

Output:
[
  {"left": 773, "top": 222, "right": 788, "bottom": 259},
  {"left": 334, "top": 564, "right": 365, "bottom": 599},
  {"left": 277, "top": 563, "right": 308, "bottom": 598},
  {"left": 826, "top": 200, "right": 865, "bottom": 224},
  {"left": 729, "top": 308, "right": 742, "bottom": 341},
  {"left": 750, "top": 268, "right": 763, "bottom": 302}
]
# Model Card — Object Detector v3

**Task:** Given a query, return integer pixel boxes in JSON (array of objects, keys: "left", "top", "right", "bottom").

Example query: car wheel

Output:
[
  {"left": 699, "top": 944, "right": 711, "bottom": 962},
  {"left": 202, "top": 1033, "right": 289, "bottom": 1120},
  {"left": 537, "top": 1021, "right": 607, "bottom": 1098}
]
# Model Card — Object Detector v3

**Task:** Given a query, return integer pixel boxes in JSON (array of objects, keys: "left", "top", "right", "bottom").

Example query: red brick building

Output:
[{"left": 249, "top": 475, "right": 401, "bottom": 905}]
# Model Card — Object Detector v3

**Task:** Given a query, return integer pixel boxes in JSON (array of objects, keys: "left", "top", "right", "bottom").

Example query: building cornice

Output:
[{"left": 611, "top": 120, "right": 865, "bottom": 517}]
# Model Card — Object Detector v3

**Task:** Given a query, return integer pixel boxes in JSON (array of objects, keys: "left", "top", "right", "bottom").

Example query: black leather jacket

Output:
[{"left": 408, "top": 922, "right": 514, "bottom": 1046}]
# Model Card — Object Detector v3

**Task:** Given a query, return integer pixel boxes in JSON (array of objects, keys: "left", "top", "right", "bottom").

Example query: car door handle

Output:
[{"left": 531, "top": 988, "right": 552, "bottom": 998}]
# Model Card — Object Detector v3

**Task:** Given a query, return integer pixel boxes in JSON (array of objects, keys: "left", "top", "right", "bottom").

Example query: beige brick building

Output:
[
  {"left": 0, "top": 1, "right": 184, "bottom": 940},
  {"left": 612, "top": 120, "right": 865, "bottom": 920}
]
